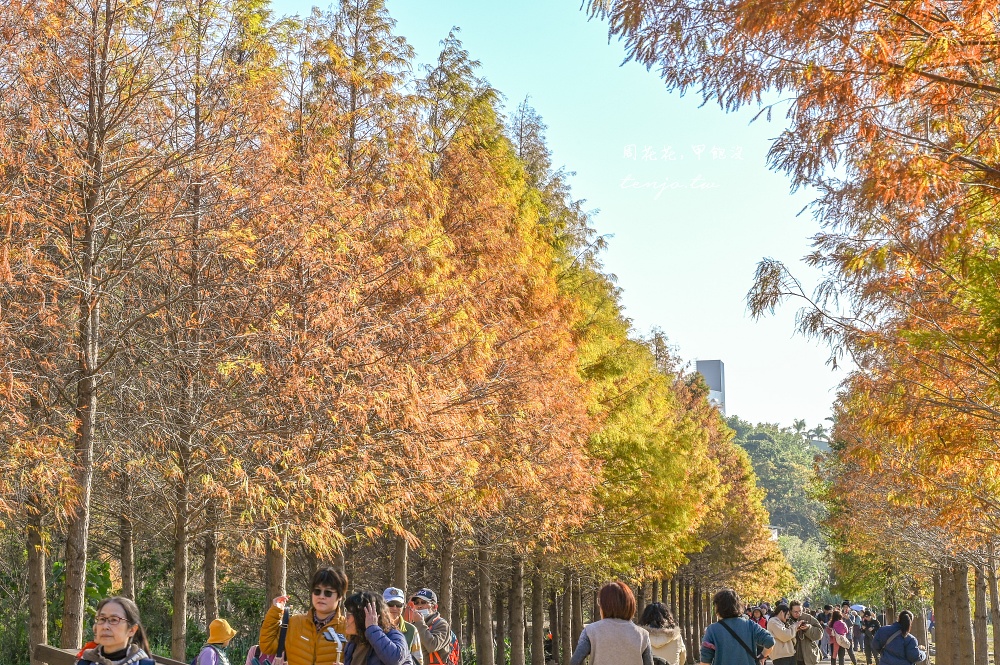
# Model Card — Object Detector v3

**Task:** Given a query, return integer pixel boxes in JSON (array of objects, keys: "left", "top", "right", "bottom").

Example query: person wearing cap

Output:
[
  {"left": 196, "top": 619, "right": 237, "bottom": 665},
  {"left": 402, "top": 588, "right": 452, "bottom": 664},
  {"left": 383, "top": 587, "right": 422, "bottom": 665}
]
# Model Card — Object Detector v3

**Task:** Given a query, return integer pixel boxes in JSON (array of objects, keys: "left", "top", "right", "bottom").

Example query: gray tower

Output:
[{"left": 695, "top": 359, "right": 726, "bottom": 415}]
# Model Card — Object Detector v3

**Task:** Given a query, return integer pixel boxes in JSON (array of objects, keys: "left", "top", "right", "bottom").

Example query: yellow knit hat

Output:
[{"left": 207, "top": 619, "right": 237, "bottom": 645}]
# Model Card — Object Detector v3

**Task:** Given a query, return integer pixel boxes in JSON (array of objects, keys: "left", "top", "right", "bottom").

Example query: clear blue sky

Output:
[{"left": 270, "top": 0, "right": 845, "bottom": 429}]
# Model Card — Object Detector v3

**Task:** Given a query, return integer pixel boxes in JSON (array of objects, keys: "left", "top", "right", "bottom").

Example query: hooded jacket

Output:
[{"left": 645, "top": 626, "right": 685, "bottom": 665}]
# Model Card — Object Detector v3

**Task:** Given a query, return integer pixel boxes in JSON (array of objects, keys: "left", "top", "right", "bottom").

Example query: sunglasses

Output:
[
  {"left": 313, "top": 588, "right": 337, "bottom": 598},
  {"left": 410, "top": 598, "right": 430, "bottom": 606},
  {"left": 387, "top": 602, "right": 404, "bottom": 608}
]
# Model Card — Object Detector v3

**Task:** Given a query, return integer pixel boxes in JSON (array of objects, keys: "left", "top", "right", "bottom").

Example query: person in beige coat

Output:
[
  {"left": 767, "top": 603, "right": 798, "bottom": 665},
  {"left": 640, "top": 602, "right": 686, "bottom": 665}
]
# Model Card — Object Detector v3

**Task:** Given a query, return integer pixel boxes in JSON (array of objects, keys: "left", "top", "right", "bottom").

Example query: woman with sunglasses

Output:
[
  {"left": 76, "top": 597, "right": 155, "bottom": 665},
  {"left": 259, "top": 567, "right": 349, "bottom": 665}
]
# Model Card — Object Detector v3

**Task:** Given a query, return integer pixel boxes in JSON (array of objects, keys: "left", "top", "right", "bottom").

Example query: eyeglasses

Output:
[
  {"left": 387, "top": 602, "right": 404, "bottom": 608},
  {"left": 313, "top": 588, "right": 337, "bottom": 598},
  {"left": 95, "top": 616, "right": 128, "bottom": 626},
  {"left": 410, "top": 598, "right": 430, "bottom": 606}
]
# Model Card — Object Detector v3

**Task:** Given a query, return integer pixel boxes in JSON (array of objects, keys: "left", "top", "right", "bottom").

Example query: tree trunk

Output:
[
  {"left": 265, "top": 529, "right": 287, "bottom": 601},
  {"left": 392, "top": 534, "right": 408, "bottom": 591},
  {"left": 120, "top": 510, "right": 135, "bottom": 600},
  {"left": 989, "top": 544, "right": 1000, "bottom": 665},
  {"left": 934, "top": 567, "right": 947, "bottom": 664},
  {"left": 465, "top": 590, "right": 479, "bottom": 646},
  {"left": 496, "top": 582, "right": 507, "bottom": 665},
  {"left": 975, "top": 564, "right": 988, "bottom": 665},
  {"left": 637, "top": 581, "right": 646, "bottom": 619},
  {"left": 956, "top": 562, "right": 976, "bottom": 664},
  {"left": 694, "top": 583, "right": 703, "bottom": 654},
  {"left": 561, "top": 571, "right": 572, "bottom": 665},
  {"left": 548, "top": 586, "right": 559, "bottom": 665},
  {"left": 305, "top": 545, "right": 319, "bottom": 583},
  {"left": 28, "top": 519, "right": 47, "bottom": 664},
  {"left": 571, "top": 574, "right": 583, "bottom": 646},
  {"left": 204, "top": 522, "right": 219, "bottom": 625},
  {"left": 683, "top": 580, "right": 693, "bottom": 662},
  {"left": 440, "top": 527, "right": 455, "bottom": 626},
  {"left": 531, "top": 568, "right": 545, "bottom": 665},
  {"left": 511, "top": 558, "right": 525, "bottom": 665},
  {"left": 60, "top": 369, "right": 97, "bottom": 649},
  {"left": 171, "top": 479, "right": 190, "bottom": 660},
  {"left": 477, "top": 550, "right": 496, "bottom": 665}
]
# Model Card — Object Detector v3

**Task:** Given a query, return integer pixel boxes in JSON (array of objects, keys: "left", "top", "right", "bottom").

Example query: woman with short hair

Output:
[
  {"left": 570, "top": 582, "right": 653, "bottom": 665},
  {"left": 259, "top": 566, "right": 349, "bottom": 665},
  {"left": 699, "top": 588, "right": 774, "bottom": 665}
]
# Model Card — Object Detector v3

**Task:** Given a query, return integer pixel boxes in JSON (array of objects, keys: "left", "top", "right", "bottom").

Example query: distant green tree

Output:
[
  {"left": 727, "top": 415, "right": 826, "bottom": 541},
  {"left": 778, "top": 534, "right": 829, "bottom": 599}
]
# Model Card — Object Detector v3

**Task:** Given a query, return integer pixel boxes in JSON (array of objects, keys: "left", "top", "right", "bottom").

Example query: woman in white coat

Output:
[
  {"left": 766, "top": 603, "right": 800, "bottom": 665},
  {"left": 639, "top": 602, "right": 686, "bottom": 665}
]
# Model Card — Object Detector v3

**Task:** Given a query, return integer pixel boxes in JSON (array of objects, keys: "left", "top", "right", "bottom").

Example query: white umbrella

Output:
[{"left": 851, "top": 604, "right": 866, "bottom": 611}]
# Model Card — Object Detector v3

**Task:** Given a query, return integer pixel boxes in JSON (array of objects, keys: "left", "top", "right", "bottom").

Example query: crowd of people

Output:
[
  {"left": 73, "top": 567, "right": 455, "bottom": 665},
  {"left": 70, "top": 576, "right": 927, "bottom": 665},
  {"left": 692, "top": 591, "right": 927, "bottom": 665}
]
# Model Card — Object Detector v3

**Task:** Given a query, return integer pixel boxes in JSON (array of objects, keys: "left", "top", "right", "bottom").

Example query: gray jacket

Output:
[{"left": 794, "top": 612, "right": 825, "bottom": 665}]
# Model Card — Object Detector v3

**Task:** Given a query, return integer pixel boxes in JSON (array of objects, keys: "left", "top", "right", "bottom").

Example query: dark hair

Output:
[
  {"left": 598, "top": 582, "right": 636, "bottom": 621},
  {"left": 898, "top": 610, "right": 913, "bottom": 635},
  {"left": 639, "top": 602, "right": 676, "bottom": 629},
  {"left": 95, "top": 597, "right": 150, "bottom": 654},
  {"left": 311, "top": 567, "right": 348, "bottom": 614},
  {"left": 824, "top": 604, "right": 833, "bottom": 611},
  {"left": 344, "top": 591, "right": 392, "bottom": 645},
  {"left": 775, "top": 603, "right": 790, "bottom": 615},
  {"left": 789, "top": 601, "right": 802, "bottom": 610},
  {"left": 713, "top": 588, "right": 743, "bottom": 619},
  {"left": 831, "top": 610, "right": 843, "bottom": 622}
]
